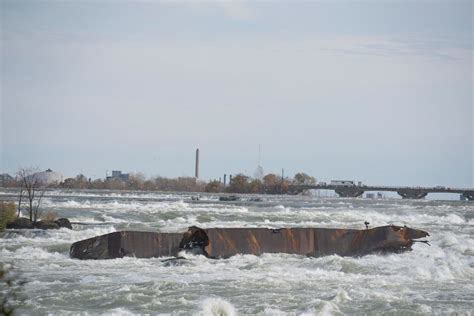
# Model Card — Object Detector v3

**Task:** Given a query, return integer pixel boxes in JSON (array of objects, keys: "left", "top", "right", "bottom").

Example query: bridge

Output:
[{"left": 290, "top": 184, "right": 474, "bottom": 200}]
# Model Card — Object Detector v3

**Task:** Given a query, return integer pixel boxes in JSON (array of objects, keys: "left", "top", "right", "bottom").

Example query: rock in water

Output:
[
  {"left": 219, "top": 196, "right": 240, "bottom": 201},
  {"left": 6, "top": 217, "right": 33, "bottom": 229},
  {"left": 6, "top": 217, "right": 73, "bottom": 230},
  {"left": 55, "top": 218, "right": 72, "bottom": 229},
  {"left": 35, "top": 221, "right": 60, "bottom": 230},
  {"left": 70, "top": 225, "right": 429, "bottom": 260}
]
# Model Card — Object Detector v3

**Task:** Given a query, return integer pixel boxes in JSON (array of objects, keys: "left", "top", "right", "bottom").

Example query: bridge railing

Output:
[{"left": 290, "top": 184, "right": 474, "bottom": 193}]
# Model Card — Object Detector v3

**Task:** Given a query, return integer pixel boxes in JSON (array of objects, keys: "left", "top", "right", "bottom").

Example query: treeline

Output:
[
  {"left": 0, "top": 173, "right": 205, "bottom": 192},
  {"left": 2, "top": 172, "right": 316, "bottom": 194},
  {"left": 206, "top": 172, "right": 316, "bottom": 194},
  {"left": 60, "top": 174, "right": 206, "bottom": 192}
]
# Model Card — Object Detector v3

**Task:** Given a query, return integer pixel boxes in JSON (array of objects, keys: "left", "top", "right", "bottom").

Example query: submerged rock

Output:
[
  {"left": 70, "top": 225, "right": 430, "bottom": 260},
  {"left": 219, "top": 195, "right": 240, "bottom": 201}
]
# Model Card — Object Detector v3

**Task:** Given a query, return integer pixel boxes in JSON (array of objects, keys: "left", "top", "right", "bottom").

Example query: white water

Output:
[{"left": 1, "top": 189, "right": 473, "bottom": 314}]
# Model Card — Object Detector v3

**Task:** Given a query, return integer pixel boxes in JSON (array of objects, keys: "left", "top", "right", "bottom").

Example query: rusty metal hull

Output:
[
  {"left": 70, "top": 225, "right": 429, "bottom": 260},
  {"left": 69, "top": 231, "right": 183, "bottom": 260}
]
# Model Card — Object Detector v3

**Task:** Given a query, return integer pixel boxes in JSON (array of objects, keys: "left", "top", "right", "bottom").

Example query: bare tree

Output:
[
  {"left": 33, "top": 190, "right": 45, "bottom": 223},
  {"left": 293, "top": 172, "right": 316, "bottom": 185},
  {"left": 17, "top": 188, "right": 24, "bottom": 219},
  {"left": 16, "top": 167, "right": 46, "bottom": 224}
]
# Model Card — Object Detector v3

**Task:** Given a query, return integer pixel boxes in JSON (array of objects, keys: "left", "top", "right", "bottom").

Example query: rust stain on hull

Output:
[
  {"left": 69, "top": 231, "right": 184, "bottom": 260},
  {"left": 70, "top": 225, "right": 429, "bottom": 260}
]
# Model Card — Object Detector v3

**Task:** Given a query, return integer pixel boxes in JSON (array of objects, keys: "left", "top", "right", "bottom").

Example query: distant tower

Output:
[
  {"left": 195, "top": 148, "right": 200, "bottom": 179},
  {"left": 254, "top": 144, "right": 264, "bottom": 179}
]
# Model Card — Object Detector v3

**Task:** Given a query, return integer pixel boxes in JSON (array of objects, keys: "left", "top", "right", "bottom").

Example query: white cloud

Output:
[
  {"left": 3, "top": 32, "right": 471, "bottom": 148},
  {"left": 177, "top": 0, "right": 256, "bottom": 21},
  {"left": 215, "top": 1, "right": 255, "bottom": 21}
]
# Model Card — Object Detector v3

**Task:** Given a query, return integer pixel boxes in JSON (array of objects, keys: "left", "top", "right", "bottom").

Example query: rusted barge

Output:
[{"left": 70, "top": 225, "right": 429, "bottom": 260}]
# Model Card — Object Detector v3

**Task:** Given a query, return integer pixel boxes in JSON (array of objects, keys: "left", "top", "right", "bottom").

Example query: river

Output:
[{"left": 0, "top": 189, "right": 473, "bottom": 314}]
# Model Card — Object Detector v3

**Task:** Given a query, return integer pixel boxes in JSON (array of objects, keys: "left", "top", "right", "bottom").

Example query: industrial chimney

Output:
[{"left": 195, "top": 148, "right": 199, "bottom": 179}]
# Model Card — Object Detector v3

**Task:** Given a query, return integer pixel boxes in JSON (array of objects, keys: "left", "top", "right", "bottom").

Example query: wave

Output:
[
  {"left": 199, "top": 298, "right": 237, "bottom": 316},
  {"left": 2, "top": 189, "right": 473, "bottom": 314},
  {"left": 0, "top": 226, "right": 117, "bottom": 248}
]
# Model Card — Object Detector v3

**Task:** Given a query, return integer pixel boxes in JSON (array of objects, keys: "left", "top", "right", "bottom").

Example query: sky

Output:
[{"left": 1, "top": 0, "right": 473, "bottom": 187}]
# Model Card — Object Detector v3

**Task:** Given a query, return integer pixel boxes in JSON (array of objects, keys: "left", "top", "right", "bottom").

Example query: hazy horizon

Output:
[{"left": 1, "top": 1, "right": 472, "bottom": 187}]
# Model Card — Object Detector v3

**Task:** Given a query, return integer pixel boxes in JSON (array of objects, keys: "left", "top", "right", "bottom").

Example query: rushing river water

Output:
[{"left": 0, "top": 189, "right": 473, "bottom": 315}]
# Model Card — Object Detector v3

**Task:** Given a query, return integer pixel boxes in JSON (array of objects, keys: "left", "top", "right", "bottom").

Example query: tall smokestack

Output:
[{"left": 195, "top": 148, "right": 199, "bottom": 179}]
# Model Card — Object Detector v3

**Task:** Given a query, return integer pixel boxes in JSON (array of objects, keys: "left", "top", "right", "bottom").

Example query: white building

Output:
[{"left": 31, "top": 169, "right": 64, "bottom": 185}]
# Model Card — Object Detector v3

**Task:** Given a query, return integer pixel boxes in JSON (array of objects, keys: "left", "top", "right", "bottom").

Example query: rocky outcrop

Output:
[
  {"left": 6, "top": 217, "right": 72, "bottom": 230},
  {"left": 6, "top": 218, "right": 34, "bottom": 229},
  {"left": 55, "top": 218, "right": 72, "bottom": 229},
  {"left": 35, "top": 221, "right": 60, "bottom": 230}
]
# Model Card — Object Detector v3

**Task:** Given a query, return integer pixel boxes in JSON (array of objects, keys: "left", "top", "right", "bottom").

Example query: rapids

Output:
[{"left": 0, "top": 189, "right": 473, "bottom": 314}]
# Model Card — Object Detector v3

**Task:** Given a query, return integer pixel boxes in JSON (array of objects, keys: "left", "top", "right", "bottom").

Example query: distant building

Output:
[
  {"left": 31, "top": 169, "right": 64, "bottom": 185},
  {"left": 107, "top": 170, "right": 129, "bottom": 181},
  {"left": 330, "top": 180, "right": 354, "bottom": 186},
  {"left": 0, "top": 173, "right": 14, "bottom": 186}
]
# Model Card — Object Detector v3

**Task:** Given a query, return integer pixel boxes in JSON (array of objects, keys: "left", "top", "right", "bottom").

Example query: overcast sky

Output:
[{"left": 1, "top": 0, "right": 472, "bottom": 187}]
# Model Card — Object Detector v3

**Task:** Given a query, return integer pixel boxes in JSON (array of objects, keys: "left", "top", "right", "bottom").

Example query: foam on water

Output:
[
  {"left": 1, "top": 189, "right": 473, "bottom": 314},
  {"left": 199, "top": 298, "right": 237, "bottom": 316}
]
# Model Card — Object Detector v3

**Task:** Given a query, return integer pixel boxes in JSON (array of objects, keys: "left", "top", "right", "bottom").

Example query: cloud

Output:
[
  {"left": 180, "top": 0, "right": 256, "bottom": 21},
  {"left": 215, "top": 1, "right": 255, "bottom": 21},
  {"left": 318, "top": 36, "right": 470, "bottom": 61}
]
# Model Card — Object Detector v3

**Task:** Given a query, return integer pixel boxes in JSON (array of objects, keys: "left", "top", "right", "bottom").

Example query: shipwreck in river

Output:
[{"left": 70, "top": 225, "right": 429, "bottom": 260}]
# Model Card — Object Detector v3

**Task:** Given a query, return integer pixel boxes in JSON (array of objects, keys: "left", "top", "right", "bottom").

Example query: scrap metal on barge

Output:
[{"left": 70, "top": 225, "right": 429, "bottom": 260}]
